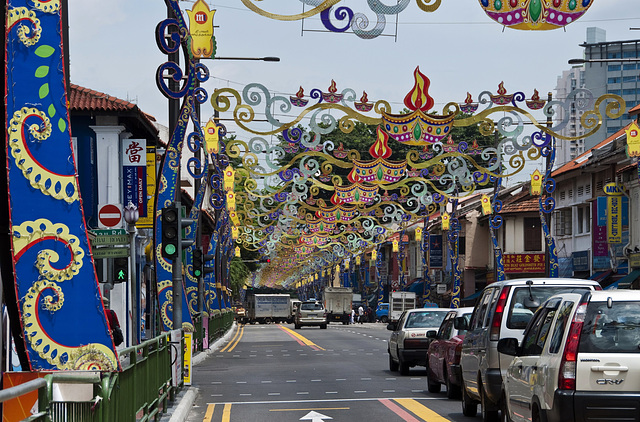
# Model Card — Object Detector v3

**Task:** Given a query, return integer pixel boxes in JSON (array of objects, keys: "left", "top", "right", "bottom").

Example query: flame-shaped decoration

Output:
[
  {"left": 490, "top": 81, "right": 514, "bottom": 105},
  {"left": 369, "top": 126, "right": 392, "bottom": 159},
  {"left": 322, "top": 80, "right": 343, "bottom": 103},
  {"left": 403, "top": 67, "right": 434, "bottom": 112},
  {"left": 328, "top": 80, "right": 337, "bottom": 93},
  {"left": 460, "top": 92, "right": 478, "bottom": 114},
  {"left": 355, "top": 91, "right": 373, "bottom": 112},
  {"left": 290, "top": 86, "right": 308, "bottom": 107}
]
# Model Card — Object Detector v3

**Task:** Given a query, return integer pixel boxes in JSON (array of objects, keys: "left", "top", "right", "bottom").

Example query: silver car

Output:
[{"left": 295, "top": 301, "right": 327, "bottom": 329}]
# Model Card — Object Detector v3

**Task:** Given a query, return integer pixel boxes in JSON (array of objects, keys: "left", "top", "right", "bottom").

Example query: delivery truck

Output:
[
  {"left": 246, "top": 294, "right": 291, "bottom": 324},
  {"left": 323, "top": 287, "right": 352, "bottom": 324},
  {"left": 389, "top": 291, "right": 416, "bottom": 322}
]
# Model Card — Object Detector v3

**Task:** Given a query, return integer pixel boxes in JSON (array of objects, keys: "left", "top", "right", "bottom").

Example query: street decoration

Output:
[
  {"left": 5, "top": 0, "right": 118, "bottom": 370},
  {"left": 207, "top": 66, "right": 625, "bottom": 292},
  {"left": 240, "top": 0, "right": 594, "bottom": 38}
]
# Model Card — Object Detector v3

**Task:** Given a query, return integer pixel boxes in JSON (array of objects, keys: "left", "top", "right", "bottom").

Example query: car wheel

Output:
[
  {"left": 380, "top": 315, "right": 389, "bottom": 324},
  {"left": 480, "top": 384, "right": 499, "bottom": 422},
  {"left": 399, "top": 356, "right": 410, "bottom": 376},
  {"left": 427, "top": 369, "right": 441, "bottom": 393},
  {"left": 389, "top": 354, "right": 399, "bottom": 372},
  {"left": 320, "top": 324, "right": 327, "bottom": 329},
  {"left": 445, "top": 368, "right": 461, "bottom": 399},
  {"left": 461, "top": 384, "right": 478, "bottom": 417}
]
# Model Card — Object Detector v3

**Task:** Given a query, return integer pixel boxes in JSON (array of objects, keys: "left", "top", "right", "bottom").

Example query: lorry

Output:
[
  {"left": 245, "top": 294, "right": 291, "bottom": 324},
  {"left": 323, "top": 287, "right": 352, "bottom": 324},
  {"left": 389, "top": 291, "right": 416, "bottom": 322}
]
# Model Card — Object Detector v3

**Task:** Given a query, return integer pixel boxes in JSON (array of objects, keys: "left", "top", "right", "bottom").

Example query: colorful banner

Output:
[
  {"left": 503, "top": 253, "right": 546, "bottom": 274},
  {"left": 137, "top": 146, "right": 156, "bottom": 228},
  {"left": 122, "top": 139, "right": 147, "bottom": 218},
  {"left": 607, "top": 195, "right": 622, "bottom": 244},
  {"left": 429, "top": 235, "right": 443, "bottom": 268}
]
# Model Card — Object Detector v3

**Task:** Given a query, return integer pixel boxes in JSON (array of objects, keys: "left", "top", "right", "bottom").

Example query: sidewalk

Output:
[{"left": 158, "top": 322, "right": 238, "bottom": 422}]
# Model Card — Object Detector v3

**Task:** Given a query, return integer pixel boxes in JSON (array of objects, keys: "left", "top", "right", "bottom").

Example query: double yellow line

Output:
[
  {"left": 220, "top": 324, "right": 244, "bottom": 352},
  {"left": 203, "top": 403, "right": 231, "bottom": 422},
  {"left": 279, "top": 325, "right": 325, "bottom": 350}
]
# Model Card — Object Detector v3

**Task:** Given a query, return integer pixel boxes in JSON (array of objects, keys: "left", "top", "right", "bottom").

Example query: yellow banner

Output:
[
  {"left": 183, "top": 333, "right": 192, "bottom": 386},
  {"left": 607, "top": 195, "right": 622, "bottom": 244},
  {"left": 136, "top": 146, "right": 156, "bottom": 229}
]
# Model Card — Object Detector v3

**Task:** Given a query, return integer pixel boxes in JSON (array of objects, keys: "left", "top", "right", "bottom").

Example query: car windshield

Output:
[
  {"left": 301, "top": 302, "right": 323, "bottom": 311},
  {"left": 579, "top": 300, "right": 640, "bottom": 354},
  {"left": 507, "top": 286, "right": 592, "bottom": 329},
  {"left": 404, "top": 310, "right": 449, "bottom": 329}
]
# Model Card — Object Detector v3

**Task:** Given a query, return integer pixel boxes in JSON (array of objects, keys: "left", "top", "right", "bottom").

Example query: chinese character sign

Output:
[{"left": 122, "top": 139, "right": 147, "bottom": 218}]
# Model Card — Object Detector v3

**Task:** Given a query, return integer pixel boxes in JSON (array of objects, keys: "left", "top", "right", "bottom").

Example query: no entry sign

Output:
[{"left": 98, "top": 204, "right": 122, "bottom": 228}]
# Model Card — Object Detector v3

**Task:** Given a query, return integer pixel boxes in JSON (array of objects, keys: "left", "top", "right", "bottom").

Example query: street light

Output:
[
  {"left": 214, "top": 56, "right": 280, "bottom": 62},
  {"left": 123, "top": 201, "right": 139, "bottom": 345}
]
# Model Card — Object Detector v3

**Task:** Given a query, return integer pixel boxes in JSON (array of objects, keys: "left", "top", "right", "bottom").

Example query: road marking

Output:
[
  {"left": 270, "top": 407, "right": 349, "bottom": 412},
  {"left": 287, "top": 380, "right": 297, "bottom": 383},
  {"left": 222, "top": 403, "right": 232, "bottom": 422},
  {"left": 261, "top": 380, "right": 272, "bottom": 384},
  {"left": 239, "top": 394, "right": 252, "bottom": 396},
  {"left": 206, "top": 397, "right": 444, "bottom": 405},
  {"left": 268, "top": 393, "right": 281, "bottom": 396},
  {"left": 297, "top": 392, "right": 310, "bottom": 395},
  {"left": 203, "top": 404, "right": 214, "bottom": 422},
  {"left": 236, "top": 381, "right": 247, "bottom": 384},
  {"left": 383, "top": 390, "right": 396, "bottom": 393},
  {"left": 211, "top": 381, "right": 222, "bottom": 384},
  {"left": 279, "top": 326, "right": 326, "bottom": 350},
  {"left": 361, "top": 377, "right": 372, "bottom": 380},
  {"left": 325, "top": 392, "right": 338, "bottom": 394},
  {"left": 386, "top": 378, "right": 397, "bottom": 381},
  {"left": 379, "top": 399, "right": 421, "bottom": 422},
  {"left": 354, "top": 390, "right": 367, "bottom": 393},
  {"left": 394, "top": 398, "right": 450, "bottom": 421},
  {"left": 220, "top": 325, "right": 244, "bottom": 353},
  {"left": 336, "top": 379, "right": 346, "bottom": 381}
]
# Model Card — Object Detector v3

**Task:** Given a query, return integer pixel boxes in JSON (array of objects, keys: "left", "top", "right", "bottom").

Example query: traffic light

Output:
[
  {"left": 259, "top": 257, "right": 271, "bottom": 263},
  {"left": 161, "top": 205, "right": 179, "bottom": 259},
  {"left": 203, "top": 252, "right": 215, "bottom": 276},
  {"left": 113, "top": 257, "right": 128, "bottom": 283},
  {"left": 162, "top": 204, "right": 195, "bottom": 259},
  {"left": 192, "top": 248, "right": 203, "bottom": 278}
]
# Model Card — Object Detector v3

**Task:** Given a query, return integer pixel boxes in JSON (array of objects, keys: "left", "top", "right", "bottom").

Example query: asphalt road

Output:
[{"left": 186, "top": 322, "right": 481, "bottom": 422}]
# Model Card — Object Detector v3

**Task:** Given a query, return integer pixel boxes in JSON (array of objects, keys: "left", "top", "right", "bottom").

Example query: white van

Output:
[{"left": 459, "top": 278, "right": 601, "bottom": 421}]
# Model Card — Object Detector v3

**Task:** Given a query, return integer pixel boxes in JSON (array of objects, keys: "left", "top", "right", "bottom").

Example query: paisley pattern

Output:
[{"left": 5, "top": 0, "right": 118, "bottom": 371}]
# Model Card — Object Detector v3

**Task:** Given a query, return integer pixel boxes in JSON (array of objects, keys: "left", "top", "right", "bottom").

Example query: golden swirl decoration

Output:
[
  {"left": 22, "top": 279, "right": 117, "bottom": 371},
  {"left": 12, "top": 219, "right": 85, "bottom": 281},
  {"left": 157, "top": 279, "right": 194, "bottom": 332},
  {"left": 240, "top": 0, "right": 340, "bottom": 21},
  {"left": 7, "top": 7, "right": 42, "bottom": 46},
  {"left": 9, "top": 107, "right": 78, "bottom": 203},
  {"left": 32, "top": 0, "right": 60, "bottom": 13},
  {"left": 155, "top": 244, "right": 172, "bottom": 273}
]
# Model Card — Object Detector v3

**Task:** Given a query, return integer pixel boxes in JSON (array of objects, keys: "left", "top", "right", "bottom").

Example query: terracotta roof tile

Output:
[
  {"left": 500, "top": 197, "right": 539, "bottom": 213},
  {"left": 630, "top": 103, "right": 640, "bottom": 116}
]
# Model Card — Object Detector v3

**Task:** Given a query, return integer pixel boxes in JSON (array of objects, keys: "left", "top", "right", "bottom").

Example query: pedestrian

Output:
[
  {"left": 350, "top": 308, "right": 355, "bottom": 324},
  {"left": 358, "top": 304, "right": 364, "bottom": 324},
  {"left": 103, "top": 297, "right": 123, "bottom": 346}
]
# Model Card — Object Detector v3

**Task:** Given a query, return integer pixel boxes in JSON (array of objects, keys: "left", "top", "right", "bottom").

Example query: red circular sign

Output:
[
  {"left": 195, "top": 11, "right": 207, "bottom": 24},
  {"left": 99, "top": 204, "right": 122, "bottom": 227}
]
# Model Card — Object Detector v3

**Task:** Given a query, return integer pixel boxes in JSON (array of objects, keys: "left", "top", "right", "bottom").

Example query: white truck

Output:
[
  {"left": 246, "top": 294, "right": 291, "bottom": 324},
  {"left": 323, "top": 287, "right": 352, "bottom": 324},
  {"left": 389, "top": 291, "right": 416, "bottom": 322}
]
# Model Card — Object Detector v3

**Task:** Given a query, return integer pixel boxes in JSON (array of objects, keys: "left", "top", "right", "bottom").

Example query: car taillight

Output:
[
  {"left": 559, "top": 301, "right": 587, "bottom": 390},
  {"left": 490, "top": 286, "right": 511, "bottom": 341},
  {"left": 404, "top": 338, "right": 429, "bottom": 349}
]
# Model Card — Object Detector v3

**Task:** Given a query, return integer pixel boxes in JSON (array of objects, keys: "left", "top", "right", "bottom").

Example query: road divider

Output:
[
  {"left": 279, "top": 325, "right": 325, "bottom": 351},
  {"left": 220, "top": 324, "right": 244, "bottom": 353}
]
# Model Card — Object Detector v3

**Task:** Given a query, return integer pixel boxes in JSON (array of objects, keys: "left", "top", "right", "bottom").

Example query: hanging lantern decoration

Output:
[
  {"left": 371, "top": 249, "right": 377, "bottom": 264},
  {"left": 481, "top": 194, "right": 493, "bottom": 216},
  {"left": 530, "top": 169, "right": 543, "bottom": 195},
  {"left": 226, "top": 191, "right": 236, "bottom": 211},
  {"left": 315, "top": 273, "right": 318, "bottom": 280},
  {"left": 478, "top": 0, "right": 595, "bottom": 31},
  {"left": 204, "top": 120, "right": 221, "bottom": 154},
  {"left": 345, "top": 260, "right": 350, "bottom": 270},
  {"left": 234, "top": 246, "right": 241, "bottom": 257},
  {"left": 442, "top": 212, "right": 450, "bottom": 231},
  {"left": 626, "top": 121, "right": 640, "bottom": 157},
  {"left": 355, "top": 255, "right": 361, "bottom": 266},
  {"left": 392, "top": 239, "right": 399, "bottom": 253},
  {"left": 224, "top": 165, "right": 235, "bottom": 191},
  {"left": 231, "top": 225, "right": 239, "bottom": 240},
  {"left": 335, "top": 264, "right": 340, "bottom": 274},
  {"left": 415, "top": 227, "right": 422, "bottom": 241}
]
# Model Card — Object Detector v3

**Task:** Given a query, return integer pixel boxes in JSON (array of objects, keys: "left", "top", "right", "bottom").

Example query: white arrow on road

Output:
[{"left": 300, "top": 411, "right": 333, "bottom": 421}]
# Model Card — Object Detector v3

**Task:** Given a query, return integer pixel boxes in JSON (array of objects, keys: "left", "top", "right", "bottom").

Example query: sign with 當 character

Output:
[{"left": 122, "top": 139, "right": 147, "bottom": 218}]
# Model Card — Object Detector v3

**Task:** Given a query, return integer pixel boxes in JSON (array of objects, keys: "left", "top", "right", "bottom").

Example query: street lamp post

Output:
[{"left": 123, "top": 201, "right": 139, "bottom": 345}]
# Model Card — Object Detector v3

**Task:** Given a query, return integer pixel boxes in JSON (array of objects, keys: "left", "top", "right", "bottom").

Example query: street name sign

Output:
[
  {"left": 92, "top": 247, "right": 130, "bottom": 259},
  {"left": 91, "top": 234, "right": 129, "bottom": 246}
]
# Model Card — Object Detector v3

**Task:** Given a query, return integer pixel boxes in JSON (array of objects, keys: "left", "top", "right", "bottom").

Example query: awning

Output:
[
  {"left": 406, "top": 279, "right": 425, "bottom": 294},
  {"left": 461, "top": 290, "right": 482, "bottom": 304},
  {"left": 606, "top": 270, "right": 640, "bottom": 290},
  {"left": 589, "top": 270, "right": 613, "bottom": 282}
]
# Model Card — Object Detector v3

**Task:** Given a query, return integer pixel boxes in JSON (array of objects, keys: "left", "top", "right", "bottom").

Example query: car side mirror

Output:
[
  {"left": 497, "top": 337, "right": 520, "bottom": 356},
  {"left": 426, "top": 330, "right": 437, "bottom": 339},
  {"left": 387, "top": 323, "right": 396, "bottom": 331},
  {"left": 453, "top": 316, "right": 468, "bottom": 331}
]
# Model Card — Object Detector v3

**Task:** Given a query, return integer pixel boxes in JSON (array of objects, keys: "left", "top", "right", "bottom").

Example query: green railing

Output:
[{"left": 3, "top": 311, "right": 234, "bottom": 421}]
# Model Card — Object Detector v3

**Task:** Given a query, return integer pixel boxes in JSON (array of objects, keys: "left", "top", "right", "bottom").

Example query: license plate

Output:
[{"left": 308, "top": 314, "right": 316, "bottom": 318}]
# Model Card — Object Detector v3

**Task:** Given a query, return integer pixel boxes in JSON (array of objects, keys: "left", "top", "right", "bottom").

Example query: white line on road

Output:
[
  {"left": 383, "top": 390, "right": 396, "bottom": 393},
  {"left": 326, "top": 391, "right": 338, "bottom": 394},
  {"left": 261, "top": 381, "right": 272, "bottom": 384},
  {"left": 336, "top": 379, "right": 346, "bottom": 381},
  {"left": 211, "top": 381, "right": 222, "bottom": 384},
  {"left": 286, "top": 380, "right": 297, "bottom": 383},
  {"left": 205, "top": 397, "right": 444, "bottom": 405},
  {"left": 236, "top": 381, "right": 247, "bottom": 384},
  {"left": 354, "top": 390, "right": 367, "bottom": 393},
  {"left": 297, "top": 392, "right": 309, "bottom": 395},
  {"left": 268, "top": 393, "right": 280, "bottom": 396},
  {"left": 311, "top": 379, "right": 322, "bottom": 382},
  {"left": 385, "top": 378, "right": 396, "bottom": 381},
  {"left": 361, "top": 378, "right": 372, "bottom": 381}
]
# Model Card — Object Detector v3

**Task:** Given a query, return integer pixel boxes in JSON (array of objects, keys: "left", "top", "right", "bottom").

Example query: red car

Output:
[{"left": 426, "top": 307, "right": 473, "bottom": 398}]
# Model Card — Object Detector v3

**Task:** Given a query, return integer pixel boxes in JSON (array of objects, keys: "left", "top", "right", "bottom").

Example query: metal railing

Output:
[{"left": 3, "top": 311, "right": 234, "bottom": 421}]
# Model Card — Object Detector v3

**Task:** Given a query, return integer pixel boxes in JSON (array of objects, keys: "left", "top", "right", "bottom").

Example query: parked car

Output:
[
  {"left": 459, "top": 278, "right": 601, "bottom": 421},
  {"left": 426, "top": 307, "right": 474, "bottom": 398},
  {"left": 376, "top": 303, "right": 389, "bottom": 323},
  {"left": 387, "top": 307, "right": 450, "bottom": 375},
  {"left": 295, "top": 300, "right": 327, "bottom": 329},
  {"left": 498, "top": 290, "right": 640, "bottom": 422}
]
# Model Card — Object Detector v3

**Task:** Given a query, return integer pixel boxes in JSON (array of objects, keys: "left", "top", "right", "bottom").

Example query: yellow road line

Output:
[
  {"left": 220, "top": 325, "right": 243, "bottom": 352},
  {"left": 203, "top": 404, "right": 215, "bottom": 422},
  {"left": 269, "top": 407, "right": 350, "bottom": 412},
  {"left": 222, "top": 403, "right": 232, "bottom": 422},
  {"left": 225, "top": 324, "right": 245, "bottom": 352},
  {"left": 279, "top": 325, "right": 325, "bottom": 350},
  {"left": 394, "top": 399, "right": 450, "bottom": 422}
]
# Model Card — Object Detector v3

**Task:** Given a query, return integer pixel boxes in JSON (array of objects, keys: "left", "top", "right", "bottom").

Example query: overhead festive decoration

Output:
[{"left": 478, "top": 0, "right": 595, "bottom": 31}]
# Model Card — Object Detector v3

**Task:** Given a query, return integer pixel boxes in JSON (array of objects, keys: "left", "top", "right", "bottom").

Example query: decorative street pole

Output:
[{"left": 124, "top": 202, "right": 139, "bottom": 344}]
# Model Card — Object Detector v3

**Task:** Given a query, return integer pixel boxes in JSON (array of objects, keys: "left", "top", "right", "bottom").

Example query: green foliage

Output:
[{"left": 229, "top": 257, "right": 250, "bottom": 299}]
